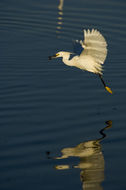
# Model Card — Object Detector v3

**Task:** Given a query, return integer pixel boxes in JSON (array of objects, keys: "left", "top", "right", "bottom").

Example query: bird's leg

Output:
[
  {"left": 99, "top": 74, "right": 106, "bottom": 87},
  {"left": 98, "top": 74, "right": 112, "bottom": 94}
]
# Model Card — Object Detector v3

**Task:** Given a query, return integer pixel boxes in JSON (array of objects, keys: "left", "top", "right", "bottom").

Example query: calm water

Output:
[{"left": 0, "top": 0, "right": 126, "bottom": 190}]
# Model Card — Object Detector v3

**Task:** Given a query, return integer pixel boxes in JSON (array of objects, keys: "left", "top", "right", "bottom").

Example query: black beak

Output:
[{"left": 48, "top": 55, "right": 57, "bottom": 60}]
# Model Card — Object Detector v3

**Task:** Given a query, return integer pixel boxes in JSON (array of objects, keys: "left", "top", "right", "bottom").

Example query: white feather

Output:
[
  {"left": 80, "top": 29, "right": 107, "bottom": 65},
  {"left": 51, "top": 29, "right": 108, "bottom": 75},
  {"left": 49, "top": 29, "right": 112, "bottom": 93}
]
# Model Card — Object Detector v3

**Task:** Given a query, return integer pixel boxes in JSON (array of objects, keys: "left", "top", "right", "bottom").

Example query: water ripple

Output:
[{"left": 0, "top": 1, "right": 126, "bottom": 190}]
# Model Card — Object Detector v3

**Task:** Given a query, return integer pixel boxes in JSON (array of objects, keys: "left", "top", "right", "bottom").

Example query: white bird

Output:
[{"left": 49, "top": 29, "right": 112, "bottom": 94}]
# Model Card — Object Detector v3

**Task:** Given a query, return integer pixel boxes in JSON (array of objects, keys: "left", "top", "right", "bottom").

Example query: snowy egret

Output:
[{"left": 49, "top": 29, "right": 112, "bottom": 94}]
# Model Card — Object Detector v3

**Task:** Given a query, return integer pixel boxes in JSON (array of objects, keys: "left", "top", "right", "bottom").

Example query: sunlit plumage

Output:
[{"left": 49, "top": 29, "right": 112, "bottom": 94}]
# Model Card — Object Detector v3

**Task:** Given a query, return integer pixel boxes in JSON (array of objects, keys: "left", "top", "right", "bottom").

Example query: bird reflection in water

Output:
[
  {"left": 56, "top": 0, "right": 64, "bottom": 37},
  {"left": 54, "top": 120, "right": 112, "bottom": 190}
]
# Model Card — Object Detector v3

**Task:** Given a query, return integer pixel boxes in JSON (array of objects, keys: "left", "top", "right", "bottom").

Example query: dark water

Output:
[{"left": 0, "top": 0, "right": 126, "bottom": 189}]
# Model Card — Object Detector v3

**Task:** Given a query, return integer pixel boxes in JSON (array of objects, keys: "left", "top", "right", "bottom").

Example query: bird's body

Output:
[
  {"left": 49, "top": 29, "right": 112, "bottom": 94},
  {"left": 62, "top": 53, "right": 102, "bottom": 74}
]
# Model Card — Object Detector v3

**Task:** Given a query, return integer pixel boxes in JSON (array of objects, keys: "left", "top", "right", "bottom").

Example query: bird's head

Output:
[
  {"left": 48, "top": 51, "right": 72, "bottom": 60},
  {"left": 48, "top": 51, "right": 65, "bottom": 60}
]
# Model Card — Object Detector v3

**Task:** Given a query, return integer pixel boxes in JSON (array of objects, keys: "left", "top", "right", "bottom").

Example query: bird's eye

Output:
[{"left": 56, "top": 53, "right": 59, "bottom": 56}]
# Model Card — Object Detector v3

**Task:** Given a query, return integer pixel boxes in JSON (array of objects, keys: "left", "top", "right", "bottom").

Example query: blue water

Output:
[{"left": 0, "top": 0, "right": 126, "bottom": 190}]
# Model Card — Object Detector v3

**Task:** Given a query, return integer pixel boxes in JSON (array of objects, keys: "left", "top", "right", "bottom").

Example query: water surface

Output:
[{"left": 0, "top": 0, "right": 126, "bottom": 190}]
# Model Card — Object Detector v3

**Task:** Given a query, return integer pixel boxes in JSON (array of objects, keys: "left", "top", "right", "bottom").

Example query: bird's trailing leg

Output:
[{"left": 99, "top": 74, "right": 112, "bottom": 94}]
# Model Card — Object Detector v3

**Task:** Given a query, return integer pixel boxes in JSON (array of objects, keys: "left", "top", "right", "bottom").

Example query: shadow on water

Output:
[
  {"left": 56, "top": 0, "right": 64, "bottom": 38},
  {"left": 47, "top": 120, "right": 112, "bottom": 190},
  {"left": 1, "top": 0, "right": 126, "bottom": 189}
]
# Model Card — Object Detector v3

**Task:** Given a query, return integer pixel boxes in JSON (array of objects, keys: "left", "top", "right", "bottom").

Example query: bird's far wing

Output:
[
  {"left": 72, "top": 40, "right": 83, "bottom": 55},
  {"left": 80, "top": 29, "right": 107, "bottom": 64}
]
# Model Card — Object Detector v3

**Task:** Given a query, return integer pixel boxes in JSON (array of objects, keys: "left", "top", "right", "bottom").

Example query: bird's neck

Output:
[{"left": 62, "top": 55, "right": 75, "bottom": 66}]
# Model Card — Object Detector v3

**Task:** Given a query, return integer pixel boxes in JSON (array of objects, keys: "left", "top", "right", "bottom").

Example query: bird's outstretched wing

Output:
[{"left": 80, "top": 29, "right": 107, "bottom": 64}]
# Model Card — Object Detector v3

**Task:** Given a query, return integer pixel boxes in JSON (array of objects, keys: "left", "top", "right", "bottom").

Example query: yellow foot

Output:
[{"left": 105, "top": 86, "right": 113, "bottom": 94}]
